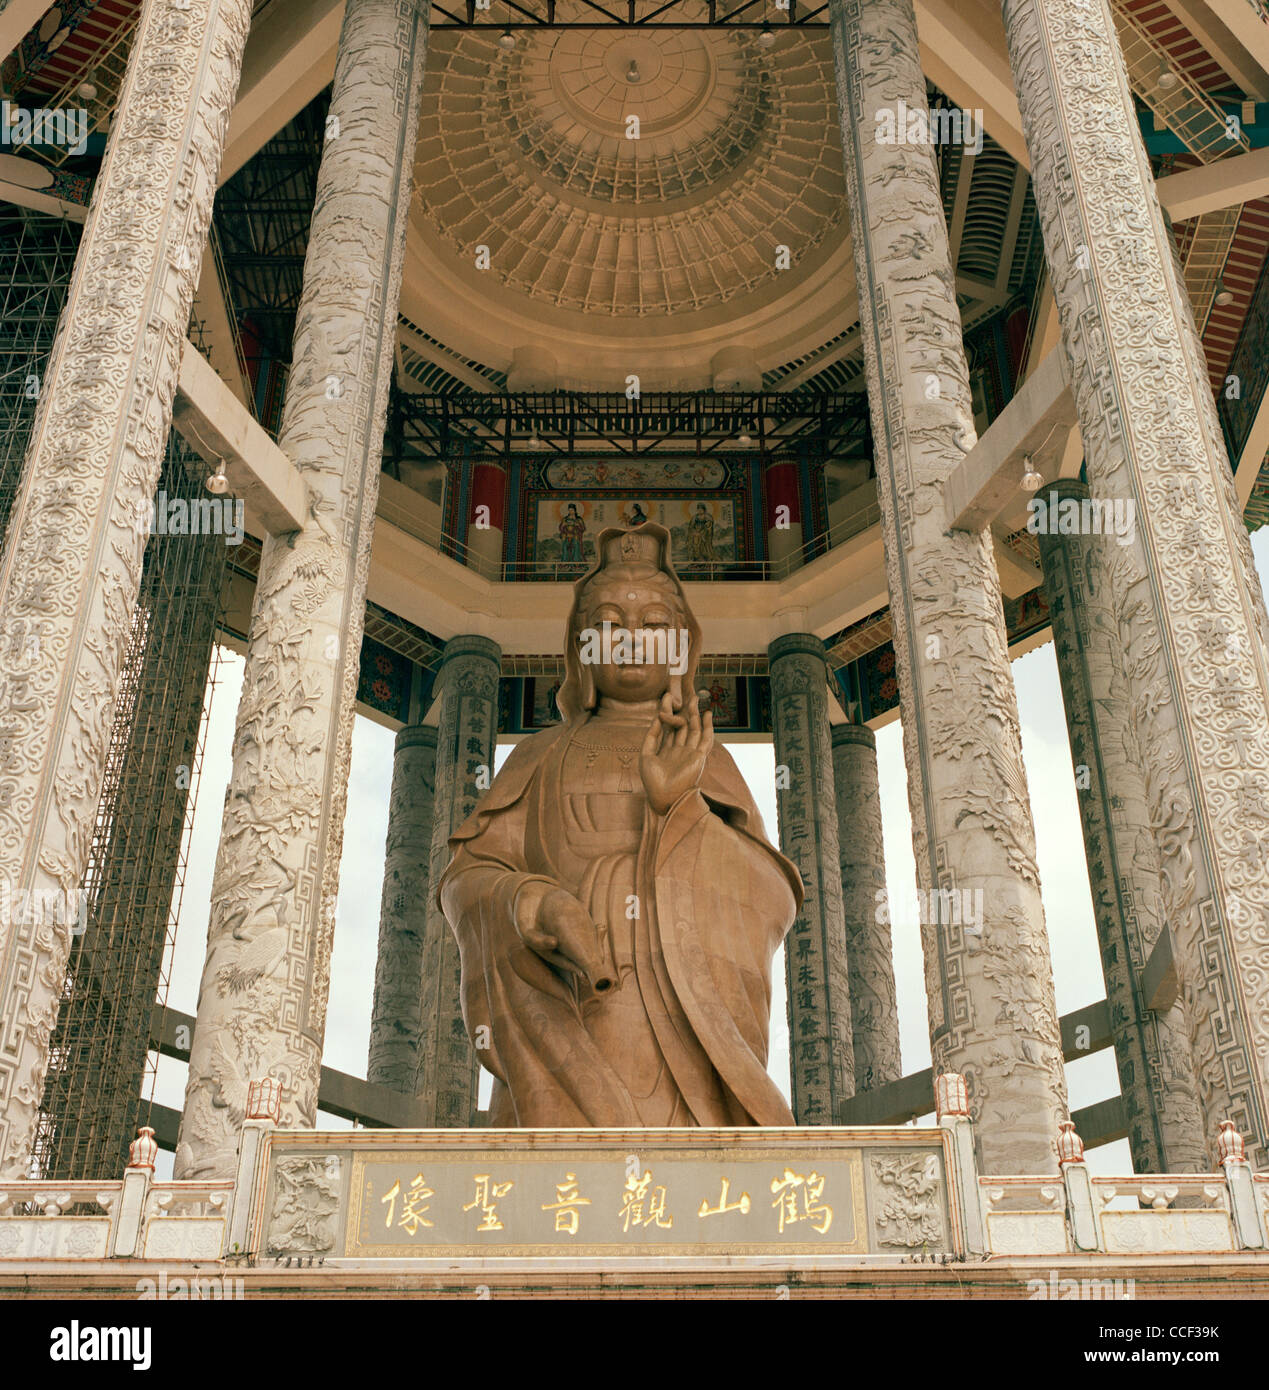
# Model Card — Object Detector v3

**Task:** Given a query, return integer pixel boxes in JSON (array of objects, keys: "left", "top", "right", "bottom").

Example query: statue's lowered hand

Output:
[{"left": 525, "top": 887, "right": 618, "bottom": 994}]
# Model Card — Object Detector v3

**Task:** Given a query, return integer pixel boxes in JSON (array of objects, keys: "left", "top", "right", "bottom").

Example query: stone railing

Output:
[
  {"left": 979, "top": 1119, "right": 1267, "bottom": 1257},
  {"left": 0, "top": 1080, "right": 1266, "bottom": 1264},
  {"left": 0, "top": 1128, "right": 232, "bottom": 1262}
]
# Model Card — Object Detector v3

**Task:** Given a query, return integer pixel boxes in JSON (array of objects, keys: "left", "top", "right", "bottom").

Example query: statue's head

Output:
[{"left": 557, "top": 524, "right": 701, "bottom": 719}]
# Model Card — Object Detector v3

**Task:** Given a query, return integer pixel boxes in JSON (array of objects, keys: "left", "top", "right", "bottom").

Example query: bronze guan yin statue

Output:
[{"left": 439, "top": 524, "right": 801, "bottom": 1126}]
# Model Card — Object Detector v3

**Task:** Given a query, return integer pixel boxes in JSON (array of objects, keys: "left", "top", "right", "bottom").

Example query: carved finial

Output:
[
  {"left": 934, "top": 1071, "right": 969, "bottom": 1120},
  {"left": 245, "top": 1076, "right": 283, "bottom": 1123},
  {"left": 1056, "top": 1119, "right": 1085, "bottom": 1167},
  {"left": 1216, "top": 1120, "right": 1246, "bottom": 1166},
  {"left": 127, "top": 1126, "right": 158, "bottom": 1172}
]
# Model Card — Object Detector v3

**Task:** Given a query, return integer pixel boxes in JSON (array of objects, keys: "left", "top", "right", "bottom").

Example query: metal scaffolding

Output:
[
  {"left": 0, "top": 209, "right": 83, "bottom": 549},
  {"left": 31, "top": 430, "right": 230, "bottom": 1180}
]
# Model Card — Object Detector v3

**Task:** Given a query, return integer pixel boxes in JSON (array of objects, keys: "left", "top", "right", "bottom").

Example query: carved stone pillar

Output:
[
  {"left": 1004, "top": 0, "right": 1269, "bottom": 1167},
  {"left": 176, "top": 0, "right": 432, "bottom": 1178},
  {"left": 0, "top": 0, "right": 254, "bottom": 1177},
  {"left": 1037, "top": 482, "right": 1205, "bottom": 1173},
  {"left": 367, "top": 724, "right": 437, "bottom": 1094},
  {"left": 832, "top": 723, "right": 901, "bottom": 1093},
  {"left": 767, "top": 634, "right": 854, "bottom": 1123},
  {"left": 830, "top": 0, "right": 1066, "bottom": 1171},
  {"left": 416, "top": 635, "right": 500, "bottom": 1125}
]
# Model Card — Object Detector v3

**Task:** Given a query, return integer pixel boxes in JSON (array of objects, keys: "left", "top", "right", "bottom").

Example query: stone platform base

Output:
[{"left": 4, "top": 1253, "right": 1268, "bottom": 1299}]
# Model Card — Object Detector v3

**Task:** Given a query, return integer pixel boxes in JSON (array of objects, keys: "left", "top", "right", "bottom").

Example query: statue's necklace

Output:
[{"left": 571, "top": 722, "right": 641, "bottom": 792}]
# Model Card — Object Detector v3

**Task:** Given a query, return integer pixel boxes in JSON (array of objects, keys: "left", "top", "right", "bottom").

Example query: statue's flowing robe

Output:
[{"left": 438, "top": 717, "right": 801, "bottom": 1127}]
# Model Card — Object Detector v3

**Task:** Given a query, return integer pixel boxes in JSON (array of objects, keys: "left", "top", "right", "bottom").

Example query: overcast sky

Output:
[{"left": 149, "top": 527, "right": 1269, "bottom": 1179}]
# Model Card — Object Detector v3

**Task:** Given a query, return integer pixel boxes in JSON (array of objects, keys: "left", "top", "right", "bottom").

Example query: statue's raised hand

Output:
[{"left": 640, "top": 689, "right": 714, "bottom": 816}]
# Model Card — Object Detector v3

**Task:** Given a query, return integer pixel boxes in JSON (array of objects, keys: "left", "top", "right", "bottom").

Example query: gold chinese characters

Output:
[{"left": 372, "top": 1166, "right": 837, "bottom": 1241}]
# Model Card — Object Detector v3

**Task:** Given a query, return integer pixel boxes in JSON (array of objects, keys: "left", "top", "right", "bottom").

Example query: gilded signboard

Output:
[{"left": 254, "top": 1128, "right": 955, "bottom": 1260}]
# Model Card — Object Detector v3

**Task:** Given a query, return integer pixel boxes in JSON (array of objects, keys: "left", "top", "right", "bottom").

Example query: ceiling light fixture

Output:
[
  {"left": 1156, "top": 60, "right": 1178, "bottom": 90},
  {"left": 498, "top": 28, "right": 516, "bottom": 51},
  {"left": 1214, "top": 278, "right": 1234, "bottom": 307},
  {"left": 757, "top": 21, "right": 775, "bottom": 48},
  {"left": 206, "top": 462, "right": 229, "bottom": 495},
  {"left": 77, "top": 69, "right": 98, "bottom": 101},
  {"left": 625, "top": 59, "right": 641, "bottom": 84},
  {"left": 737, "top": 429, "right": 753, "bottom": 447},
  {"left": 1021, "top": 453, "right": 1042, "bottom": 492}
]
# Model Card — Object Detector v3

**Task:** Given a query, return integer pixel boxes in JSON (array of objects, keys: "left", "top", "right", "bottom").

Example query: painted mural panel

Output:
[
  {"left": 533, "top": 495, "right": 737, "bottom": 569},
  {"left": 544, "top": 460, "right": 727, "bottom": 490}
]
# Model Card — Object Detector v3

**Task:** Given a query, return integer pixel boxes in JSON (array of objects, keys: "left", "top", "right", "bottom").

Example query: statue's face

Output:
[{"left": 578, "top": 566, "right": 689, "bottom": 704}]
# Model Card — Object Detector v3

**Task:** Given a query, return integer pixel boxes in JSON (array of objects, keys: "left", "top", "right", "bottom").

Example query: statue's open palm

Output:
[{"left": 641, "top": 690, "right": 714, "bottom": 815}]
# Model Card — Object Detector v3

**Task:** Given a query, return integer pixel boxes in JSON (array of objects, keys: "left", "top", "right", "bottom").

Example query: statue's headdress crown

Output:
[{"left": 598, "top": 527, "right": 666, "bottom": 571}]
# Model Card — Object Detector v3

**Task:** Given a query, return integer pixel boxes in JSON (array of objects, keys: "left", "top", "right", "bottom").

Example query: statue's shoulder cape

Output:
[{"left": 446, "top": 716, "right": 802, "bottom": 907}]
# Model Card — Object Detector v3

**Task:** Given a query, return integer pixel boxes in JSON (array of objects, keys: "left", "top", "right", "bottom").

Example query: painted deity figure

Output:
[
  {"left": 439, "top": 525, "right": 800, "bottom": 1126},
  {"left": 686, "top": 502, "right": 716, "bottom": 562},
  {"left": 557, "top": 503, "right": 586, "bottom": 564}
]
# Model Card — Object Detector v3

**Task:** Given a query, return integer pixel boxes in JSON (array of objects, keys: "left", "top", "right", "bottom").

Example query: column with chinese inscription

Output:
[
  {"left": 368, "top": 724, "right": 437, "bottom": 1095},
  {"left": 1036, "top": 482, "right": 1205, "bottom": 1173},
  {"left": 0, "top": 0, "right": 255, "bottom": 1177},
  {"left": 832, "top": 723, "right": 901, "bottom": 1093},
  {"left": 416, "top": 635, "right": 501, "bottom": 1126},
  {"left": 175, "top": 0, "right": 433, "bottom": 1178},
  {"left": 767, "top": 634, "right": 854, "bottom": 1123},
  {"left": 1004, "top": 0, "right": 1269, "bottom": 1166},
  {"left": 830, "top": 0, "right": 1066, "bottom": 1172}
]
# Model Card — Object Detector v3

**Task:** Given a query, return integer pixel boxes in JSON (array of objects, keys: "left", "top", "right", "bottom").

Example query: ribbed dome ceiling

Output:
[{"left": 414, "top": 5, "right": 845, "bottom": 317}]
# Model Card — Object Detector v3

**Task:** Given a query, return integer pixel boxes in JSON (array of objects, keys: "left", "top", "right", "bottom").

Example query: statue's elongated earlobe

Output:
[{"left": 579, "top": 660, "right": 597, "bottom": 711}]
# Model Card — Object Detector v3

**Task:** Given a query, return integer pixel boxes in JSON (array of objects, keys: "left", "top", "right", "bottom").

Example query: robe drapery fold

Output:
[{"left": 438, "top": 717, "right": 802, "bottom": 1127}]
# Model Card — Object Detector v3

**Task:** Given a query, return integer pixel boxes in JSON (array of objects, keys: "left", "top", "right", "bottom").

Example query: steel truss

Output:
[
  {"left": 386, "top": 389, "right": 872, "bottom": 470},
  {"left": 430, "top": 0, "right": 828, "bottom": 27}
]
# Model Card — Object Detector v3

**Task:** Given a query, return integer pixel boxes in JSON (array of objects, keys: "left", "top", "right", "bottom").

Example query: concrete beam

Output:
[
  {"left": 1161, "top": 0, "right": 1269, "bottom": 101},
  {"left": 1141, "top": 927, "right": 1179, "bottom": 1012},
  {"left": 0, "top": 0, "right": 53, "bottom": 64},
  {"left": 1156, "top": 145, "right": 1269, "bottom": 221},
  {"left": 191, "top": 248, "right": 251, "bottom": 409},
  {"left": 173, "top": 337, "right": 308, "bottom": 537},
  {"left": 147, "top": 1101, "right": 181, "bottom": 1153},
  {"left": 992, "top": 529, "right": 1043, "bottom": 598},
  {"left": 837, "top": 1000, "right": 1113, "bottom": 1127},
  {"left": 150, "top": 1006, "right": 427, "bottom": 1131},
  {"left": 1234, "top": 377, "right": 1269, "bottom": 511},
  {"left": 0, "top": 177, "right": 87, "bottom": 221},
  {"left": 914, "top": 0, "right": 1029, "bottom": 168},
  {"left": 945, "top": 346, "right": 1076, "bottom": 532},
  {"left": 1218, "top": 0, "right": 1269, "bottom": 83},
  {"left": 1060, "top": 998, "right": 1116, "bottom": 1057},
  {"left": 1071, "top": 1095, "right": 1129, "bottom": 1149},
  {"left": 220, "top": 0, "right": 344, "bottom": 184}
]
